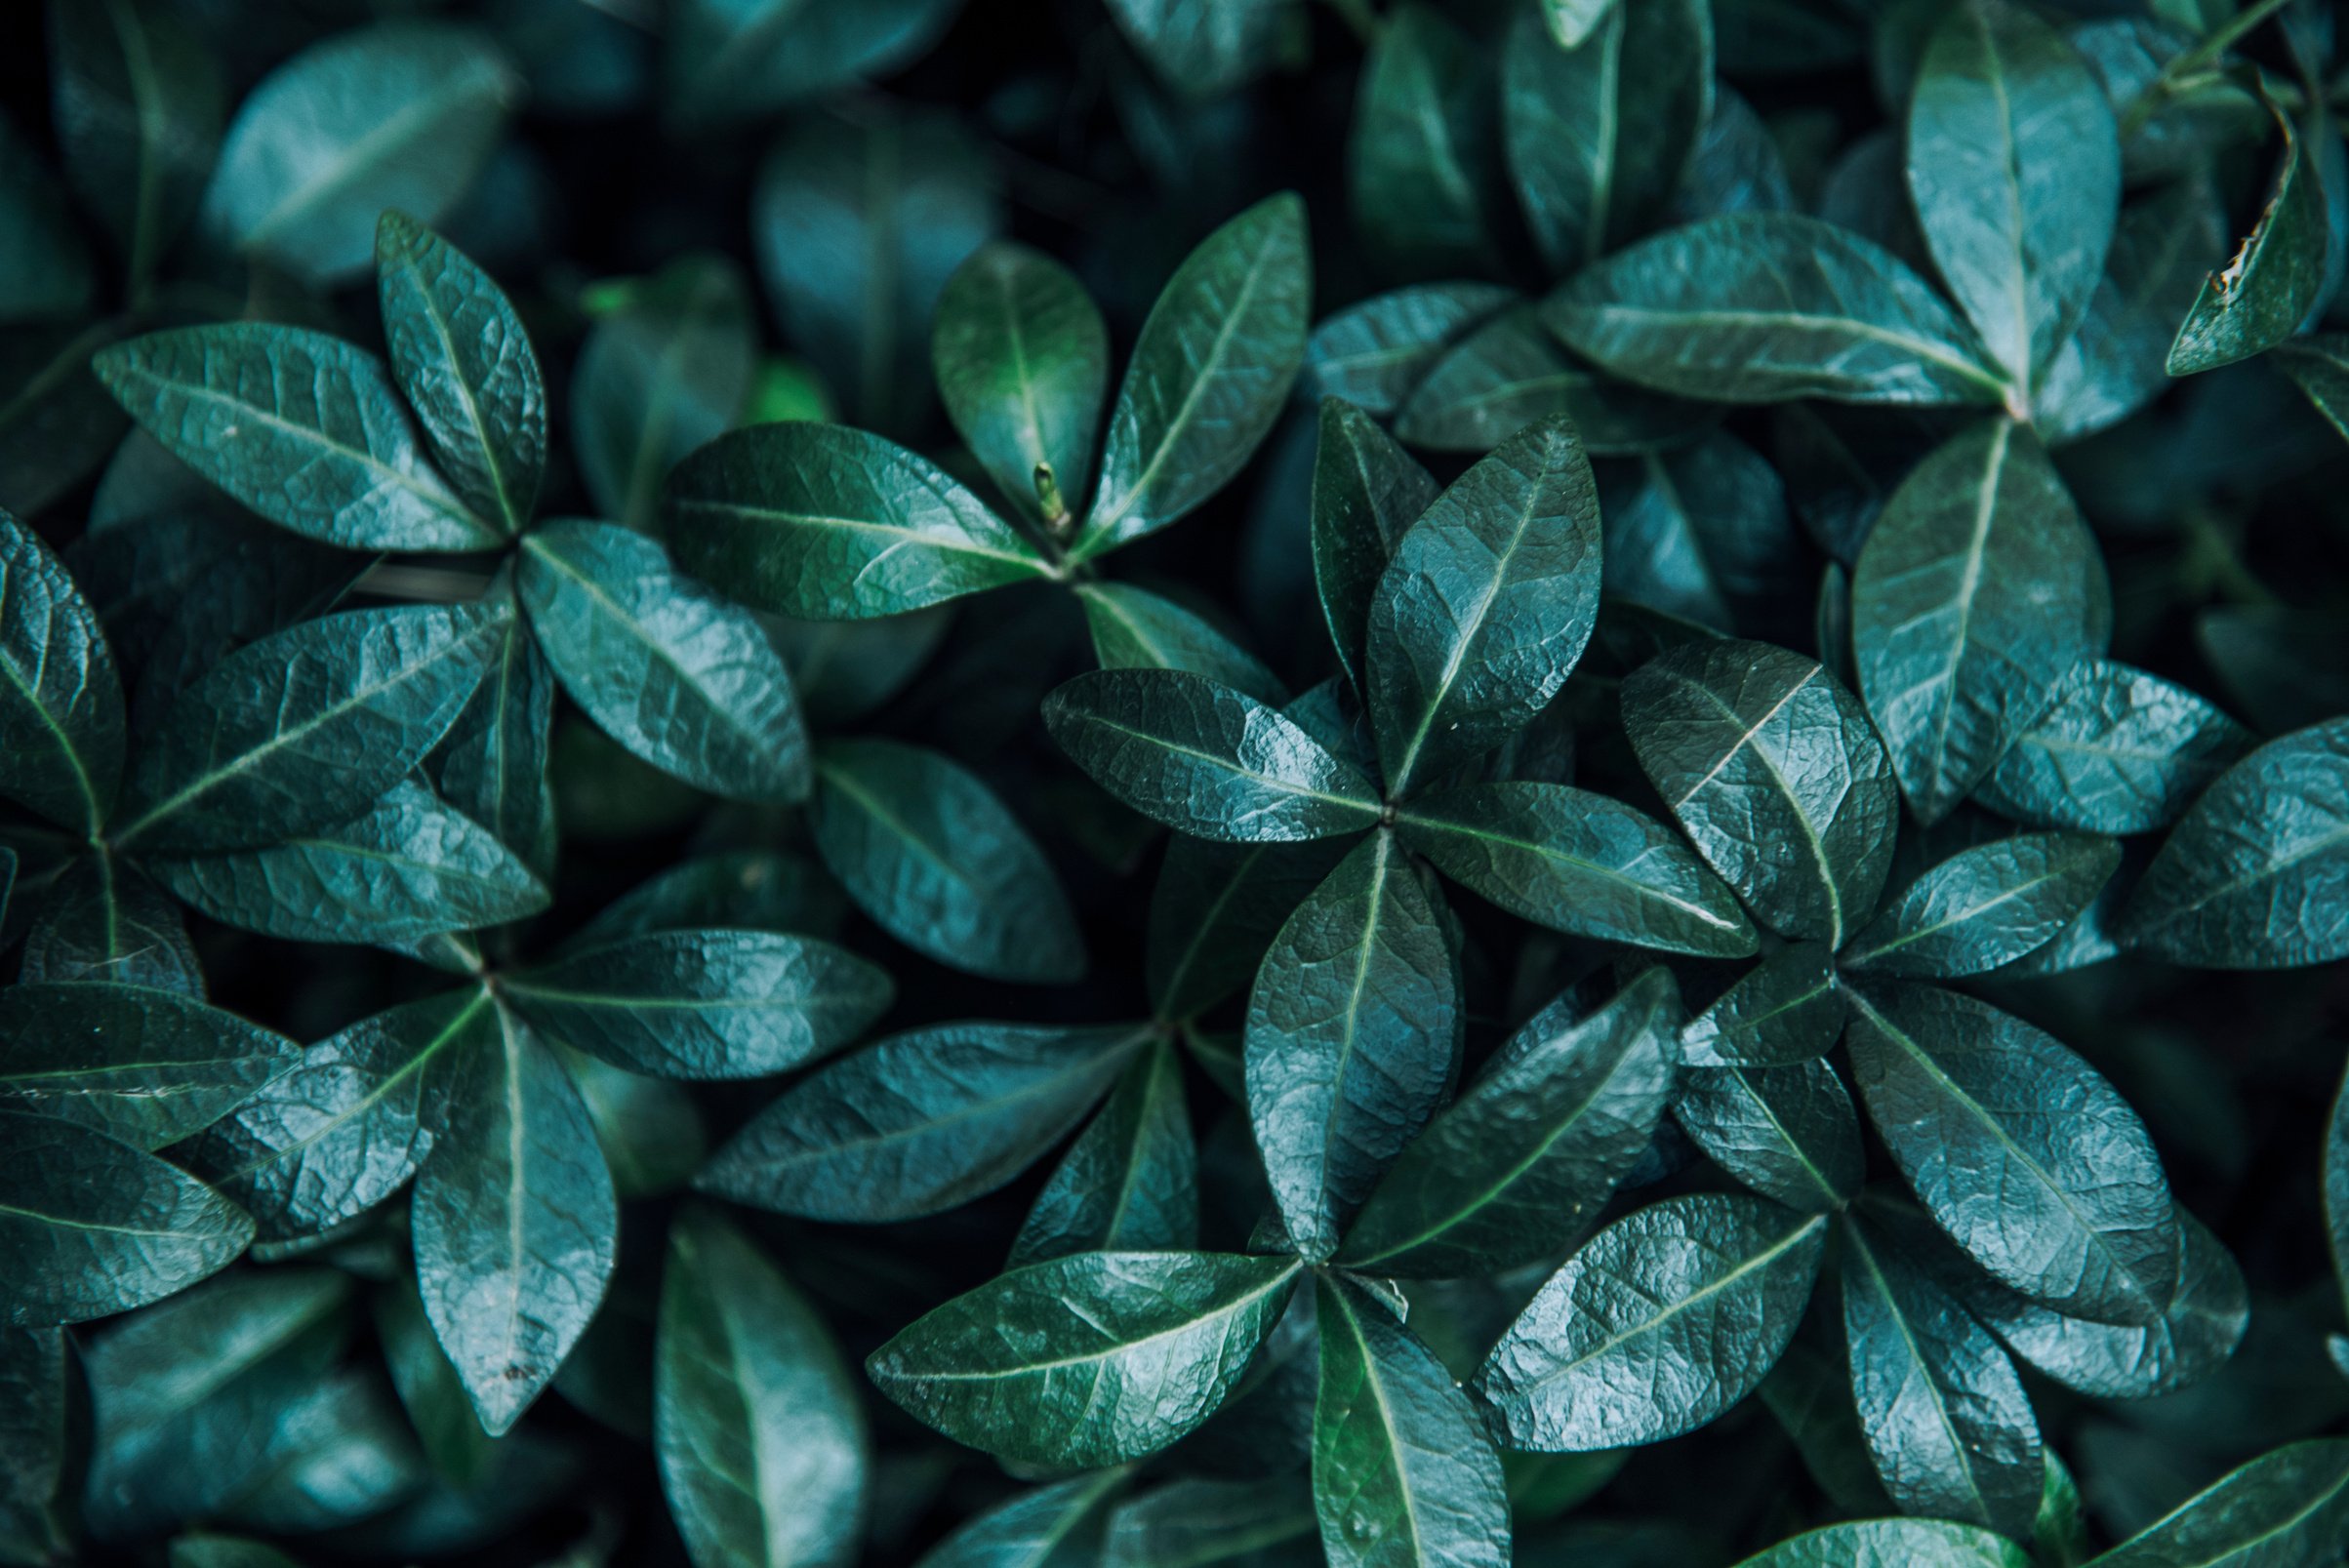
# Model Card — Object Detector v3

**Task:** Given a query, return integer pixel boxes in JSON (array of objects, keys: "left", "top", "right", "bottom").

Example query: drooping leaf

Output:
[
  {"left": 1680, "top": 944, "right": 1844, "bottom": 1067},
  {"left": 1075, "top": 583, "right": 1285, "bottom": 704},
  {"left": 1673, "top": 1057, "right": 1864, "bottom": 1213},
  {"left": 934, "top": 241, "right": 1110, "bottom": 524},
  {"left": 1842, "top": 832, "right": 2121, "bottom": 978},
  {"left": 1349, "top": 5, "right": 1503, "bottom": 280},
  {"left": 0, "top": 509, "right": 126, "bottom": 836},
  {"left": 1729, "top": 1519, "right": 2031, "bottom": 1567},
  {"left": 2167, "top": 103, "right": 2332, "bottom": 377},
  {"left": 1311, "top": 398, "right": 1437, "bottom": 698},
  {"left": 0, "top": 983, "right": 295, "bottom": 1148},
  {"left": 1011, "top": 1039, "right": 1198, "bottom": 1266},
  {"left": 1974, "top": 660, "right": 2253, "bottom": 834}
]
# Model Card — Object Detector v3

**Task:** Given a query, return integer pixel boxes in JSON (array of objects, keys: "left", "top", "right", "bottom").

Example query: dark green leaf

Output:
[
  {"left": 1349, "top": 5, "right": 1503, "bottom": 279},
  {"left": 573, "top": 255, "right": 754, "bottom": 533},
  {"left": 663, "top": 0, "right": 957, "bottom": 129},
  {"left": 1393, "top": 304, "right": 1711, "bottom": 456},
  {"left": 561, "top": 1044, "right": 706, "bottom": 1200},
  {"left": 1600, "top": 431, "right": 1807, "bottom": 636},
  {"left": 170, "top": 1537, "right": 304, "bottom": 1568},
  {"left": 0, "top": 1326, "right": 71, "bottom": 1564},
  {"left": 376, "top": 1273, "right": 493, "bottom": 1489},
  {"left": 1680, "top": 944, "right": 1844, "bottom": 1067},
  {"left": 569, "top": 848, "right": 846, "bottom": 947},
  {"left": 1311, "top": 398, "right": 1437, "bottom": 697},
  {"left": 934, "top": 241, "right": 1109, "bottom": 524},
  {"left": 913, "top": 1467, "right": 1129, "bottom": 1568},
  {"left": 1076, "top": 583, "right": 1285, "bottom": 704},
  {"left": 1011, "top": 1039, "right": 1197, "bottom": 1266},
  {"left": 2085, "top": 1439, "right": 2349, "bottom": 1568},
  {"left": 429, "top": 600, "right": 556, "bottom": 876},
  {"left": 769, "top": 607, "right": 954, "bottom": 728},
  {"left": 0, "top": 509, "right": 125, "bottom": 836},
  {"left": 1672, "top": 1057, "right": 1863, "bottom": 1212},
  {"left": 2037, "top": 182, "right": 2229, "bottom": 443},
  {"left": 1730, "top": 1519, "right": 2031, "bottom": 1567},
  {"left": 0, "top": 982, "right": 294, "bottom": 1148},
  {"left": 1105, "top": 0, "right": 1287, "bottom": 96},
  {"left": 1307, "top": 283, "right": 1515, "bottom": 418},
  {"left": 1843, "top": 832, "right": 2121, "bottom": 977},
  {"left": 1104, "top": 1475, "right": 1318, "bottom": 1568},
  {"left": 0, "top": 320, "right": 126, "bottom": 516},
  {"left": 0, "top": 119, "right": 93, "bottom": 325},
  {"left": 2167, "top": 104, "right": 2332, "bottom": 377},
  {"left": 1975, "top": 660, "right": 2253, "bottom": 834},
  {"left": 20, "top": 853, "right": 201, "bottom": 992},
  {"left": 1147, "top": 833, "right": 1354, "bottom": 1023},
  {"left": 2275, "top": 333, "right": 2349, "bottom": 445}
]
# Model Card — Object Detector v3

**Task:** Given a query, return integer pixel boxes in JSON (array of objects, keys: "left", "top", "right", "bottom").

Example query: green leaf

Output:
[
  {"left": 663, "top": 0, "right": 958, "bottom": 130},
  {"left": 1364, "top": 416, "right": 1602, "bottom": 792},
  {"left": 1104, "top": 1476, "right": 1317, "bottom": 1568},
  {"left": 1681, "top": 944, "right": 1844, "bottom": 1067},
  {"left": 1073, "top": 194, "right": 1311, "bottom": 562},
  {"left": 0, "top": 1110, "right": 254, "bottom": 1326},
  {"left": 1547, "top": 214, "right": 2008, "bottom": 406},
  {"left": 112, "top": 601, "right": 501, "bottom": 855},
  {"left": 1311, "top": 1274, "right": 1510, "bottom": 1568},
  {"left": 1306, "top": 282, "right": 1515, "bottom": 419},
  {"left": 0, "top": 1326, "right": 71, "bottom": 1564},
  {"left": 867, "top": 1251, "right": 1303, "bottom": 1468},
  {"left": 1044, "top": 668, "right": 1384, "bottom": 843},
  {"left": 152, "top": 777, "right": 550, "bottom": 945},
  {"left": 1545, "top": 0, "right": 1620, "bottom": 47},
  {"left": 1624, "top": 638, "right": 1897, "bottom": 946},
  {"left": 696, "top": 1022, "right": 1146, "bottom": 1223},
  {"left": 934, "top": 241, "right": 1109, "bottom": 524},
  {"left": 1337, "top": 967, "right": 1681, "bottom": 1277},
  {"left": 1600, "top": 431, "right": 1807, "bottom": 635},
  {"left": 20, "top": 853, "right": 201, "bottom": 992},
  {"left": 1011, "top": 1038, "right": 1197, "bottom": 1266},
  {"left": 1729, "top": 1519, "right": 2031, "bottom": 1567},
  {"left": 1147, "top": 833, "right": 1355, "bottom": 1023},
  {"left": 1843, "top": 983, "right": 2177, "bottom": 1324},
  {"left": 1975, "top": 660, "right": 2253, "bottom": 834},
  {"left": 1349, "top": 5, "right": 1503, "bottom": 279},
  {"left": 1311, "top": 399, "right": 1437, "bottom": 698},
  {"left": 0, "top": 983, "right": 295, "bottom": 1148},
  {"left": 503, "top": 929, "right": 892, "bottom": 1080},
  {"left": 1475, "top": 1192, "right": 1829, "bottom": 1451},
  {"left": 1394, "top": 303, "right": 1711, "bottom": 455},
  {"left": 197, "top": 20, "right": 516, "bottom": 288},
  {"left": 912, "top": 1467, "right": 1129, "bottom": 1568},
  {"left": 0, "top": 119, "right": 94, "bottom": 325},
  {"left": 1105, "top": 0, "right": 1287, "bottom": 96},
  {"left": 561, "top": 1044, "right": 706, "bottom": 1200},
  {"left": 569, "top": 848, "right": 846, "bottom": 947},
  {"left": 809, "top": 739, "right": 1084, "bottom": 984},
  {"left": 519, "top": 518, "right": 811, "bottom": 803},
  {"left": 2167, "top": 104, "right": 2332, "bottom": 377},
  {"left": 770, "top": 608, "right": 954, "bottom": 728},
  {"left": 170, "top": 1537, "right": 304, "bottom": 1568},
  {"left": 656, "top": 1206, "right": 867, "bottom": 1568},
  {"left": 1841, "top": 1216, "right": 2043, "bottom": 1540},
  {"left": 1398, "top": 782, "right": 1759, "bottom": 958},
  {"left": 376, "top": 1273, "right": 493, "bottom": 1489},
  {"left": 376, "top": 211, "right": 546, "bottom": 535},
  {"left": 2119, "top": 719, "right": 2349, "bottom": 968},
  {"left": 1907, "top": 0, "right": 2120, "bottom": 392},
  {"left": 430, "top": 600, "right": 556, "bottom": 876},
  {"left": 664, "top": 422, "right": 1051, "bottom": 620},
  {"left": 1675, "top": 1056, "right": 1863, "bottom": 1213},
  {"left": 0, "top": 509, "right": 125, "bottom": 836},
  {"left": 1076, "top": 583, "right": 1284, "bottom": 704},
  {"left": 1245, "top": 830, "right": 1460, "bottom": 1261},
  {"left": 1502, "top": 0, "right": 1711, "bottom": 275},
  {"left": 1852, "top": 419, "right": 2107, "bottom": 824},
  {"left": 1842, "top": 832, "right": 2119, "bottom": 977},
  {"left": 2274, "top": 333, "right": 2349, "bottom": 445},
  {"left": 2036, "top": 181, "right": 2229, "bottom": 443},
  {"left": 2085, "top": 1439, "right": 2349, "bottom": 1568}
]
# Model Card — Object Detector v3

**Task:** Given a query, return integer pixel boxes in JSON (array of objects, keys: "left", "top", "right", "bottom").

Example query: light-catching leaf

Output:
[
  {"left": 1311, "top": 398, "right": 1437, "bottom": 698},
  {"left": 2082, "top": 1438, "right": 2349, "bottom": 1568},
  {"left": 1730, "top": 1519, "right": 2031, "bottom": 1567},
  {"left": 0, "top": 509, "right": 125, "bottom": 836},
  {"left": 1842, "top": 832, "right": 2121, "bottom": 978},
  {"left": 1975, "top": 660, "right": 2253, "bottom": 833},
  {"left": 1010, "top": 1039, "right": 1197, "bottom": 1266},
  {"left": 934, "top": 241, "right": 1109, "bottom": 524},
  {"left": 0, "top": 983, "right": 296, "bottom": 1148},
  {"left": 1075, "top": 583, "right": 1285, "bottom": 704},
  {"left": 1673, "top": 1057, "right": 1865, "bottom": 1213},
  {"left": 1681, "top": 944, "right": 1844, "bottom": 1068},
  {"left": 2167, "top": 103, "right": 2332, "bottom": 376}
]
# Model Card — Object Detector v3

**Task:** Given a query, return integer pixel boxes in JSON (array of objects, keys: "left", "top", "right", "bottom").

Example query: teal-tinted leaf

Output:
[
  {"left": 769, "top": 608, "right": 953, "bottom": 728},
  {"left": 1394, "top": 305, "right": 1711, "bottom": 457},
  {"left": 0, "top": 320, "right": 126, "bottom": 516},
  {"left": 1011, "top": 1038, "right": 1197, "bottom": 1266},
  {"left": 0, "top": 118, "right": 95, "bottom": 325},
  {"left": 0, "top": 1326, "right": 70, "bottom": 1563},
  {"left": 1842, "top": 1216, "right": 2042, "bottom": 1540},
  {"left": 1852, "top": 419, "right": 2107, "bottom": 824},
  {"left": 1673, "top": 1056, "right": 1863, "bottom": 1212},
  {"left": 569, "top": 848, "right": 846, "bottom": 947},
  {"left": 1104, "top": 1475, "right": 1317, "bottom": 1568},
  {"left": 1398, "top": 782, "right": 1759, "bottom": 957},
  {"left": 561, "top": 1043, "right": 705, "bottom": 1200},
  {"left": 1600, "top": 431, "right": 1807, "bottom": 636},
  {"left": 1106, "top": 0, "right": 1286, "bottom": 96},
  {"left": 376, "top": 211, "right": 546, "bottom": 534},
  {"left": 1762, "top": 1342, "right": 1897, "bottom": 1518},
  {"left": 573, "top": 255, "right": 754, "bottom": 533},
  {"left": 2086, "top": 1439, "right": 2349, "bottom": 1568},
  {"left": 1306, "top": 282, "right": 1515, "bottom": 417},
  {"left": 429, "top": 601, "right": 556, "bottom": 876},
  {"left": 935, "top": 241, "right": 1109, "bottom": 524},
  {"left": 697, "top": 1022, "right": 1146, "bottom": 1223},
  {"left": 1907, "top": 0, "right": 2120, "bottom": 391},
  {"left": 504, "top": 929, "right": 891, "bottom": 1080},
  {"left": 1547, "top": 214, "right": 2008, "bottom": 406},
  {"left": 868, "top": 1251, "right": 1303, "bottom": 1468},
  {"left": 1475, "top": 1192, "right": 1829, "bottom": 1451},
  {"left": 2167, "top": 105, "right": 2332, "bottom": 377},
  {"left": 1669, "top": 84, "right": 1797, "bottom": 221},
  {"left": 2036, "top": 181, "right": 2229, "bottom": 444},
  {"left": 1843, "top": 983, "right": 2177, "bottom": 1323},
  {"left": 1147, "top": 833, "right": 1354, "bottom": 1023},
  {"left": 411, "top": 1004, "right": 616, "bottom": 1435},
  {"left": 2119, "top": 719, "right": 2349, "bottom": 968},
  {"left": 1312, "top": 1273, "right": 1509, "bottom": 1568},
  {"left": 519, "top": 519, "right": 810, "bottom": 802},
  {"left": 212, "top": 1363, "right": 423, "bottom": 1533},
  {"left": 0, "top": 1110, "right": 253, "bottom": 1325},
  {"left": 94, "top": 325, "right": 497, "bottom": 552},
  {"left": 170, "top": 1537, "right": 304, "bottom": 1568},
  {"left": 198, "top": 20, "right": 516, "bottom": 288},
  {"left": 1045, "top": 669, "right": 1383, "bottom": 843},
  {"left": 1337, "top": 967, "right": 1681, "bottom": 1277},
  {"left": 1311, "top": 399, "right": 1437, "bottom": 697},
  {"left": 1976, "top": 660, "right": 2253, "bottom": 834},
  {"left": 2333, "top": 1061, "right": 2349, "bottom": 1344},
  {"left": 1502, "top": 0, "right": 1711, "bottom": 275},
  {"left": 1073, "top": 194, "right": 1311, "bottom": 562},
  {"left": 1625, "top": 638, "right": 1897, "bottom": 946},
  {"left": 2036, "top": 1451, "right": 2090, "bottom": 1568},
  {"left": 376, "top": 1274, "right": 493, "bottom": 1489},
  {"left": 664, "top": 422, "right": 1051, "bottom": 620},
  {"left": 2275, "top": 333, "right": 2349, "bottom": 445},
  {"left": 1681, "top": 944, "right": 1844, "bottom": 1068},
  {"left": 1731, "top": 1519, "right": 2031, "bottom": 1567},
  {"left": 913, "top": 1467, "right": 1129, "bottom": 1568},
  {"left": 1365, "top": 417, "right": 1601, "bottom": 791},
  {"left": 663, "top": 0, "right": 957, "bottom": 130},
  {"left": 113, "top": 602, "right": 500, "bottom": 856},
  {"left": 1349, "top": 5, "right": 1502, "bottom": 279},
  {"left": 0, "top": 510, "right": 125, "bottom": 836},
  {"left": 809, "top": 739, "right": 1084, "bottom": 984},
  {"left": 1076, "top": 583, "right": 1285, "bottom": 704},
  {"left": 1245, "top": 831, "right": 1460, "bottom": 1261},
  {"left": 0, "top": 983, "right": 294, "bottom": 1148},
  {"left": 153, "top": 778, "right": 550, "bottom": 944},
  {"left": 20, "top": 853, "right": 201, "bottom": 993},
  {"left": 1843, "top": 832, "right": 2120, "bottom": 978},
  {"left": 656, "top": 1206, "right": 867, "bottom": 1568}
]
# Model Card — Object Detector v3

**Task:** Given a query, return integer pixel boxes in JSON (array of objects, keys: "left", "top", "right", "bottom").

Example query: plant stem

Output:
[{"left": 2120, "top": 0, "right": 2294, "bottom": 137}]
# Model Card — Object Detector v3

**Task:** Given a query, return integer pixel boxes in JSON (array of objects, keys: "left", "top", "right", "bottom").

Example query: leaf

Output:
[
  {"left": 1076, "top": 583, "right": 1285, "bottom": 704},
  {"left": 376, "top": 211, "right": 546, "bottom": 534},
  {"left": 1475, "top": 1192, "right": 1829, "bottom": 1451},
  {"left": 503, "top": 929, "right": 892, "bottom": 1080},
  {"left": 2167, "top": 104, "right": 2332, "bottom": 377},
  {"left": 1105, "top": 0, "right": 1287, "bottom": 96},
  {"left": 2275, "top": 333, "right": 2349, "bottom": 445},
  {"left": 569, "top": 848, "right": 846, "bottom": 947},
  {"left": 664, "top": 421, "right": 1052, "bottom": 620},
  {"left": 1349, "top": 5, "right": 1503, "bottom": 279},
  {"left": 1044, "top": 669, "right": 1384, "bottom": 843},
  {"left": 197, "top": 20, "right": 516, "bottom": 288},
  {"left": 1104, "top": 1475, "right": 1318, "bottom": 1567},
  {"left": 171, "top": 1538, "right": 304, "bottom": 1568},
  {"left": 573, "top": 255, "right": 755, "bottom": 533},
  {"left": 2084, "top": 1439, "right": 2349, "bottom": 1567},
  {"left": 0, "top": 1326, "right": 70, "bottom": 1563},
  {"left": 1073, "top": 194, "right": 1311, "bottom": 562},
  {"left": 1843, "top": 982, "right": 2178, "bottom": 1324},
  {"left": 1624, "top": 638, "right": 1898, "bottom": 946},
  {"left": 663, "top": 0, "right": 958, "bottom": 129},
  {"left": 112, "top": 601, "right": 501, "bottom": 855},
  {"left": 1394, "top": 303, "right": 1712, "bottom": 455},
  {"left": 376, "top": 1274, "right": 494, "bottom": 1489},
  {"left": 0, "top": 121, "right": 94, "bottom": 325},
  {"left": 1730, "top": 1519, "right": 2032, "bottom": 1567},
  {"left": 912, "top": 1467, "right": 1129, "bottom": 1568},
  {"left": 519, "top": 518, "right": 811, "bottom": 802},
  {"left": 1843, "top": 832, "right": 2119, "bottom": 977},
  {"left": 1547, "top": 213, "right": 2008, "bottom": 406},
  {"left": 770, "top": 608, "right": 955, "bottom": 728},
  {"left": 152, "top": 777, "right": 550, "bottom": 945},
  {"left": 1681, "top": 943, "right": 1844, "bottom": 1068},
  {"left": 1673, "top": 1057, "right": 1864, "bottom": 1213},
  {"left": 1398, "top": 783, "right": 1759, "bottom": 958},
  {"left": 1307, "top": 282, "right": 1516, "bottom": 418},
  {"left": 1311, "top": 399, "right": 1438, "bottom": 697},
  {"left": 1975, "top": 660, "right": 2253, "bottom": 834},
  {"left": 20, "top": 853, "right": 201, "bottom": 993},
  {"left": 867, "top": 1251, "right": 1303, "bottom": 1468},
  {"left": 0, "top": 1110, "right": 253, "bottom": 1326},
  {"left": 562, "top": 1044, "right": 706, "bottom": 1200},
  {"left": 94, "top": 325, "right": 498, "bottom": 551},
  {"left": 1907, "top": 0, "right": 2120, "bottom": 391},
  {"left": 655, "top": 1206, "right": 867, "bottom": 1568},
  {"left": 1851, "top": 419, "right": 2107, "bottom": 824},
  {"left": 934, "top": 241, "right": 1110, "bottom": 524},
  {"left": 1011, "top": 1038, "right": 1197, "bottom": 1266},
  {"left": 1311, "top": 1274, "right": 1510, "bottom": 1568},
  {"left": 430, "top": 600, "right": 556, "bottom": 876},
  {"left": 1147, "top": 832, "right": 1354, "bottom": 1023},
  {"left": 809, "top": 739, "right": 1085, "bottom": 984},
  {"left": 1337, "top": 967, "right": 1681, "bottom": 1277},
  {"left": 1364, "top": 416, "right": 1602, "bottom": 791},
  {"left": 1244, "top": 831, "right": 1460, "bottom": 1261},
  {"left": 0, "top": 983, "right": 296, "bottom": 1148},
  {"left": 0, "top": 509, "right": 126, "bottom": 836},
  {"left": 696, "top": 1022, "right": 1146, "bottom": 1223},
  {"left": 1502, "top": 0, "right": 1712, "bottom": 275},
  {"left": 2119, "top": 719, "right": 2349, "bottom": 968},
  {"left": 1600, "top": 431, "right": 1808, "bottom": 637},
  {"left": 2036, "top": 181, "right": 2229, "bottom": 443}
]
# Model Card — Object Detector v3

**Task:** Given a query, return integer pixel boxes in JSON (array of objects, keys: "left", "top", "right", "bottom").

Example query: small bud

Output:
[{"left": 1034, "top": 462, "right": 1068, "bottom": 525}]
